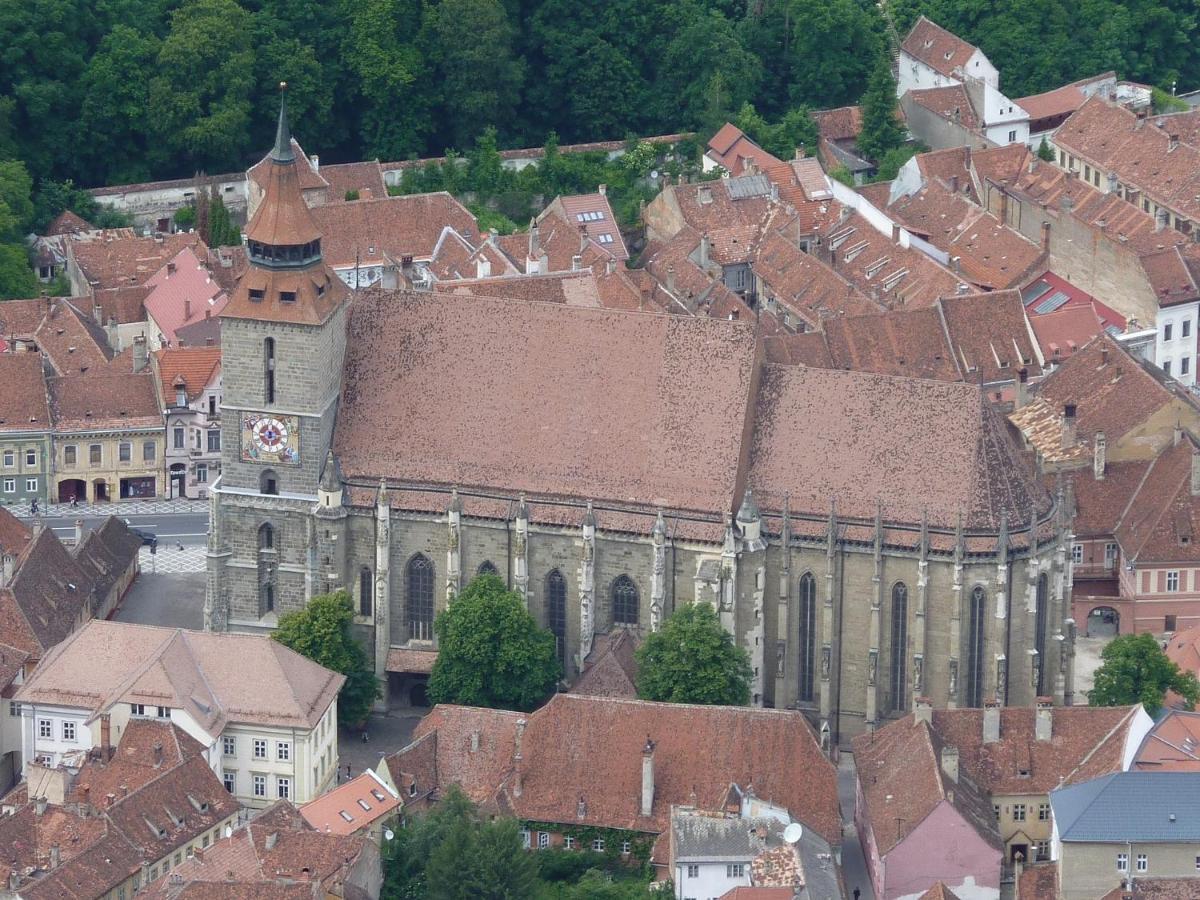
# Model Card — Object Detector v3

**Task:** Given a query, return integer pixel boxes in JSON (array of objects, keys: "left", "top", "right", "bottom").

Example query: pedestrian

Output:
[
  {"left": 853, "top": 888, "right": 860, "bottom": 900},
  {"left": 70, "top": 494, "right": 78, "bottom": 509},
  {"left": 29, "top": 498, "right": 38, "bottom": 515},
  {"left": 346, "top": 764, "right": 352, "bottom": 779},
  {"left": 361, "top": 729, "right": 369, "bottom": 743}
]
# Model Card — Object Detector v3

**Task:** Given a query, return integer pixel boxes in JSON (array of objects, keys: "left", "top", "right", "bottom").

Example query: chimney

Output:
[
  {"left": 475, "top": 256, "right": 491, "bottom": 279},
  {"left": 951, "top": 256, "right": 962, "bottom": 273},
  {"left": 770, "top": 181, "right": 779, "bottom": 202},
  {"left": 940, "top": 745, "right": 959, "bottom": 783},
  {"left": 265, "top": 832, "right": 278, "bottom": 851},
  {"left": 184, "top": 299, "right": 192, "bottom": 320},
  {"left": 949, "top": 174, "right": 959, "bottom": 193},
  {"left": 983, "top": 700, "right": 1001, "bottom": 744},
  {"left": 666, "top": 265, "right": 676, "bottom": 296},
  {"left": 598, "top": 183, "right": 606, "bottom": 196},
  {"left": 74, "top": 519, "right": 83, "bottom": 545},
  {"left": 914, "top": 696, "right": 933, "bottom": 724},
  {"left": 1169, "top": 133, "right": 1180, "bottom": 152},
  {"left": 166, "top": 261, "right": 176, "bottom": 275},
  {"left": 538, "top": 252, "right": 548, "bottom": 275},
  {"left": 35, "top": 797, "right": 47, "bottom": 816},
  {"left": 1035, "top": 697, "right": 1053, "bottom": 741},
  {"left": 310, "top": 154, "right": 319, "bottom": 171},
  {"left": 132, "top": 335, "right": 148, "bottom": 373},
  {"left": 700, "top": 233, "right": 711, "bottom": 269},
  {"left": 1016, "top": 367, "right": 1029, "bottom": 409},
  {"left": 2, "top": 554, "right": 13, "bottom": 585},
  {"left": 100, "top": 713, "right": 112, "bottom": 762},
  {"left": 1192, "top": 442, "right": 1200, "bottom": 496},
  {"left": 1062, "top": 402, "right": 1077, "bottom": 449},
  {"left": 1094, "top": 431, "right": 1106, "bottom": 480},
  {"left": 605, "top": 257, "right": 616, "bottom": 276},
  {"left": 1041, "top": 221, "right": 1051, "bottom": 251},
  {"left": 1156, "top": 208, "right": 1169, "bottom": 232},
  {"left": 571, "top": 254, "right": 582, "bottom": 271},
  {"left": 512, "top": 718, "right": 526, "bottom": 799},
  {"left": 891, "top": 223, "right": 901, "bottom": 244},
  {"left": 640, "top": 736, "right": 655, "bottom": 818},
  {"left": 153, "top": 741, "right": 163, "bottom": 768},
  {"left": 1101, "top": 345, "right": 1109, "bottom": 366},
  {"left": 998, "top": 189, "right": 1009, "bottom": 224},
  {"left": 49, "top": 845, "right": 60, "bottom": 869},
  {"left": 1107, "top": 171, "right": 1119, "bottom": 193}
]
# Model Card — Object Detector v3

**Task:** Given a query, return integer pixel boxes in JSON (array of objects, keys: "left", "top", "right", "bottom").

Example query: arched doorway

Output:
[
  {"left": 58, "top": 478, "right": 86, "bottom": 504},
  {"left": 1088, "top": 606, "right": 1120, "bottom": 637}
]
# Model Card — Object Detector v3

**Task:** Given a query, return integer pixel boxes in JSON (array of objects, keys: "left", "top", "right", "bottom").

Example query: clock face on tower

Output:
[{"left": 241, "top": 413, "right": 301, "bottom": 465}]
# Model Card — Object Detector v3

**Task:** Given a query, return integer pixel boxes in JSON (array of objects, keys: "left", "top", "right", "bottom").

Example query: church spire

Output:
[{"left": 272, "top": 82, "right": 295, "bottom": 164}]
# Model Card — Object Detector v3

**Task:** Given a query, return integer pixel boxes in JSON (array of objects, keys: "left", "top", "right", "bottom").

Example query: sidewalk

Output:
[
  {"left": 838, "top": 751, "right": 875, "bottom": 900},
  {"left": 4, "top": 498, "right": 209, "bottom": 518}
]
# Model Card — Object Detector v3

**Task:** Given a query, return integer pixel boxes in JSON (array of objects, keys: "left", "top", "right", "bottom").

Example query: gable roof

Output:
[
  {"left": 73, "top": 517, "right": 141, "bottom": 615},
  {"left": 706, "top": 124, "right": 784, "bottom": 175},
  {"left": 938, "top": 290, "right": 1040, "bottom": 383},
  {"left": 335, "top": 289, "right": 759, "bottom": 519},
  {"left": 48, "top": 370, "right": 161, "bottom": 431},
  {"left": 70, "top": 232, "right": 203, "bottom": 292},
  {"left": 572, "top": 628, "right": 639, "bottom": 699},
  {"left": 852, "top": 717, "right": 1001, "bottom": 855},
  {"left": 549, "top": 192, "right": 629, "bottom": 260},
  {"left": 153, "top": 346, "right": 222, "bottom": 403},
  {"left": 1114, "top": 435, "right": 1200, "bottom": 564},
  {"left": 299, "top": 769, "right": 399, "bottom": 835},
  {"left": 16, "top": 621, "right": 343, "bottom": 732},
  {"left": 901, "top": 16, "right": 982, "bottom": 79},
  {"left": 34, "top": 298, "right": 114, "bottom": 376},
  {"left": 908, "top": 85, "right": 980, "bottom": 130},
  {"left": 749, "top": 365, "right": 1048, "bottom": 530},
  {"left": 0, "top": 526, "right": 95, "bottom": 656},
  {"left": 310, "top": 192, "right": 479, "bottom": 268},
  {"left": 143, "top": 246, "right": 228, "bottom": 347},
  {"left": 0, "top": 352, "right": 51, "bottom": 434},
  {"left": 1133, "top": 709, "right": 1200, "bottom": 772},
  {"left": 1052, "top": 772, "right": 1200, "bottom": 842},
  {"left": 822, "top": 307, "right": 961, "bottom": 381}
]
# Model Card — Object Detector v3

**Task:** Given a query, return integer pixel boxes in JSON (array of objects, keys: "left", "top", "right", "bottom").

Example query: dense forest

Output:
[{"left": 1, "top": 0, "right": 1197, "bottom": 191}]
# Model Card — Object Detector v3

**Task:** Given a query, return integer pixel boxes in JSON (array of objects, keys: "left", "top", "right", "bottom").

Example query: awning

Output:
[{"left": 386, "top": 648, "right": 438, "bottom": 675}]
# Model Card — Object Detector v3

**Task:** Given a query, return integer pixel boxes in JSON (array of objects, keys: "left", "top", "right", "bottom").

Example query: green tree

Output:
[
  {"left": 31, "top": 179, "right": 102, "bottom": 234},
  {"left": 426, "top": 0, "right": 526, "bottom": 150},
  {"left": 1089, "top": 632, "right": 1200, "bottom": 715},
  {"left": 784, "top": 0, "right": 880, "bottom": 108},
  {"left": 1037, "top": 136, "right": 1055, "bottom": 162},
  {"left": 428, "top": 574, "right": 560, "bottom": 711},
  {"left": 636, "top": 601, "right": 752, "bottom": 706},
  {"left": 0, "top": 160, "right": 34, "bottom": 240},
  {"left": 272, "top": 591, "right": 380, "bottom": 726},
  {"left": 206, "top": 193, "right": 240, "bottom": 246},
  {"left": 382, "top": 786, "right": 538, "bottom": 900},
  {"left": 857, "top": 54, "right": 905, "bottom": 163},
  {"left": 0, "top": 244, "right": 37, "bottom": 300},
  {"left": 733, "top": 103, "right": 817, "bottom": 161},
  {"left": 147, "top": 0, "right": 256, "bottom": 174}
]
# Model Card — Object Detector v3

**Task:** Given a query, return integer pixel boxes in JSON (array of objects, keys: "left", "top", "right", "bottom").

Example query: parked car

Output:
[{"left": 124, "top": 520, "right": 158, "bottom": 550}]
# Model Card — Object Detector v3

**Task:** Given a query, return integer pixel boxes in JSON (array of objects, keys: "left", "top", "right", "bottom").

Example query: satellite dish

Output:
[
  {"left": 651, "top": 170, "right": 660, "bottom": 180},
  {"left": 384, "top": 829, "right": 395, "bottom": 841},
  {"left": 224, "top": 825, "right": 233, "bottom": 838},
  {"left": 783, "top": 823, "right": 804, "bottom": 844}
]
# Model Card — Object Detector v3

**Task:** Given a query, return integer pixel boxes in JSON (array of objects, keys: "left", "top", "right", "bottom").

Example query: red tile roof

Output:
[
  {"left": 311, "top": 193, "right": 478, "bottom": 268},
  {"left": 335, "top": 289, "right": 759, "bottom": 518},
  {"left": 552, "top": 192, "right": 629, "bottom": 260},
  {"left": 901, "top": 16, "right": 981, "bottom": 79},
  {"left": 143, "top": 246, "right": 228, "bottom": 347},
  {"left": 908, "top": 86, "right": 979, "bottom": 130},
  {"left": 1114, "top": 435, "right": 1200, "bottom": 564},
  {"left": 812, "top": 106, "right": 863, "bottom": 143},
  {"left": 1132, "top": 709, "right": 1200, "bottom": 772},
  {"left": 318, "top": 160, "right": 387, "bottom": 202},
  {"left": 70, "top": 232, "right": 203, "bottom": 291},
  {"left": 706, "top": 124, "right": 784, "bottom": 175},
  {"left": 34, "top": 298, "right": 115, "bottom": 376},
  {"left": 1028, "top": 303, "right": 1105, "bottom": 361},
  {"left": 46, "top": 210, "right": 93, "bottom": 236},
  {"left": 938, "top": 290, "right": 1040, "bottom": 383},
  {"left": 572, "top": 629, "right": 639, "bottom": 699},
  {"left": 299, "top": 770, "right": 399, "bottom": 835},
  {"left": 0, "top": 506, "right": 32, "bottom": 558},
  {"left": 48, "top": 370, "right": 161, "bottom": 430},
  {"left": 153, "top": 346, "right": 221, "bottom": 403},
  {"left": 0, "top": 353, "right": 51, "bottom": 433},
  {"left": 823, "top": 307, "right": 961, "bottom": 381}
]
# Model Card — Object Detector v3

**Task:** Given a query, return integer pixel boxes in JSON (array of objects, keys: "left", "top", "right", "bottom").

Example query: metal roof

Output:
[
  {"left": 727, "top": 174, "right": 772, "bottom": 200},
  {"left": 1033, "top": 290, "right": 1070, "bottom": 314},
  {"left": 1051, "top": 772, "right": 1200, "bottom": 843}
]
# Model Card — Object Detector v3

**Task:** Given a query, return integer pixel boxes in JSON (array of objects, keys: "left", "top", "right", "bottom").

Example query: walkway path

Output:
[{"left": 838, "top": 751, "right": 875, "bottom": 900}]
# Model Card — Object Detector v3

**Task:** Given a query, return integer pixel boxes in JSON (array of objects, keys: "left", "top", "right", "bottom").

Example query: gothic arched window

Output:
[
  {"left": 1035, "top": 573, "right": 1049, "bottom": 695},
  {"left": 262, "top": 581, "right": 275, "bottom": 614},
  {"left": 264, "top": 338, "right": 276, "bottom": 405},
  {"left": 407, "top": 554, "right": 435, "bottom": 641},
  {"left": 547, "top": 569, "right": 567, "bottom": 665},
  {"left": 612, "top": 575, "right": 639, "bottom": 625},
  {"left": 257, "top": 523, "right": 274, "bottom": 550},
  {"left": 477, "top": 561, "right": 498, "bottom": 577},
  {"left": 890, "top": 582, "right": 909, "bottom": 712},
  {"left": 966, "top": 585, "right": 987, "bottom": 708},
  {"left": 797, "top": 573, "right": 816, "bottom": 702},
  {"left": 360, "top": 567, "right": 373, "bottom": 618}
]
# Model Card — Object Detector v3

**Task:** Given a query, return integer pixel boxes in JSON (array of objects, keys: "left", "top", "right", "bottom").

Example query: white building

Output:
[
  {"left": 898, "top": 16, "right": 998, "bottom": 96},
  {"left": 14, "top": 620, "right": 343, "bottom": 809},
  {"left": 1156, "top": 297, "right": 1199, "bottom": 387}
]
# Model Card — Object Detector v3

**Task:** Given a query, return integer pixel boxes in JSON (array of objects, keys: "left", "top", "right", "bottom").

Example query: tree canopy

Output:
[
  {"left": 4, "top": 0, "right": 1194, "bottom": 194},
  {"left": 1089, "top": 632, "right": 1200, "bottom": 715},
  {"left": 635, "top": 601, "right": 752, "bottom": 706},
  {"left": 428, "top": 574, "right": 561, "bottom": 712},
  {"left": 271, "top": 590, "right": 380, "bottom": 726}
]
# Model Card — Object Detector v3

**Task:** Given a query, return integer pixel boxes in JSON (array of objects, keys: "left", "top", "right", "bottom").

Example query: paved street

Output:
[
  {"left": 9, "top": 498, "right": 210, "bottom": 548},
  {"left": 838, "top": 752, "right": 875, "bottom": 900},
  {"left": 114, "top": 573, "right": 206, "bottom": 629},
  {"left": 336, "top": 710, "right": 424, "bottom": 783}
]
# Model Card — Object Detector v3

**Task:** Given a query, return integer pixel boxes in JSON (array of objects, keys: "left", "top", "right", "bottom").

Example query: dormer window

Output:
[
  {"left": 249, "top": 289, "right": 265, "bottom": 303},
  {"left": 279, "top": 291, "right": 296, "bottom": 304}
]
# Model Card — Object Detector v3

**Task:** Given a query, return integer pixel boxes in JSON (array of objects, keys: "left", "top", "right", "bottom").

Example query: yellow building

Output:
[{"left": 48, "top": 371, "right": 164, "bottom": 503}]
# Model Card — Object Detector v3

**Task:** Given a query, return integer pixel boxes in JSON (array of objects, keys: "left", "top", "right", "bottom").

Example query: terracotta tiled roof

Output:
[
  {"left": 572, "top": 628, "right": 639, "bottom": 698},
  {"left": 311, "top": 192, "right": 478, "bottom": 268},
  {"left": 1017, "top": 81, "right": 1092, "bottom": 123},
  {"left": 143, "top": 247, "right": 228, "bottom": 347},
  {"left": 0, "top": 805, "right": 114, "bottom": 893},
  {"left": 1030, "top": 333, "right": 1196, "bottom": 448},
  {"left": 92, "top": 284, "right": 150, "bottom": 325},
  {"left": 762, "top": 331, "right": 834, "bottom": 367},
  {"left": 0, "top": 353, "right": 51, "bottom": 433},
  {"left": 1017, "top": 863, "right": 1058, "bottom": 899},
  {"left": 750, "top": 365, "right": 1047, "bottom": 529},
  {"left": 921, "top": 704, "right": 1142, "bottom": 795},
  {"left": 222, "top": 261, "right": 347, "bottom": 327},
  {"left": 74, "top": 517, "right": 142, "bottom": 616},
  {"left": 1054, "top": 95, "right": 1200, "bottom": 223},
  {"left": 0, "top": 297, "right": 51, "bottom": 338},
  {"left": 435, "top": 270, "right": 605, "bottom": 307},
  {"left": 46, "top": 209, "right": 94, "bottom": 236},
  {"left": 153, "top": 346, "right": 221, "bottom": 403},
  {"left": 706, "top": 124, "right": 784, "bottom": 175},
  {"left": 16, "top": 620, "right": 343, "bottom": 732},
  {"left": 915, "top": 147, "right": 979, "bottom": 203},
  {"left": 753, "top": 229, "right": 880, "bottom": 328},
  {"left": 384, "top": 647, "right": 437, "bottom": 674},
  {"left": 812, "top": 106, "right": 863, "bottom": 143},
  {"left": 939, "top": 290, "right": 1040, "bottom": 382},
  {"left": 552, "top": 192, "right": 629, "bottom": 260},
  {"left": 852, "top": 717, "right": 1001, "bottom": 854},
  {"left": 823, "top": 307, "right": 961, "bottom": 381},
  {"left": 901, "top": 16, "right": 981, "bottom": 79},
  {"left": 48, "top": 370, "right": 160, "bottom": 430},
  {"left": 299, "top": 770, "right": 399, "bottom": 835},
  {"left": 919, "top": 884, "right": 964, "bottom": 900},
  {"left": 0, "top": 506, "right": 32, "bottom": 558},
  {"left": 718, "top": 888, "right": 795, "bottom": 900},
  {"left": 0, "top": 527, "right": 95, "bottom": 656},
  {"left": 1028, "top": 304, "right": 1105, "bottom": 361},
  {"left": 247, "top": 138, "right": 327, "bottom": 193},
  {"left": 908, "top": 85, "right": 980, "bottom": 130},
  {"left": 70, "top": 232, "right": 203, "bottom": 291},
  {"left": 34, "top": 297, "right": 114, "bottom": 376},
  {"left": 1115, "top": 435, "right": 1200, "bottom": 564},
  {"left": 1099, "top": 878, "right": 1200, "bottom": 899},
  {"left": 418, "top": 693, "right": 842, "bottom": 843},
  {"left": 393, "top": 706, "right": 524, "bottom": 807},
  {"left": 1068, "top": 458, "right": 1154, "bottom": 537},
  {"left": 1132, "top": 709, "right": 1200, "bottom": 772},
  {"left": 319, "top": 160, "right": 387, "bottom": 202},
  {"left": 334, "top": 288, "right": 759, "bottom": 518}
]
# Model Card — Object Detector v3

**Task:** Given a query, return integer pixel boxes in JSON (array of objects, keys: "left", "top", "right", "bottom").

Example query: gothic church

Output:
[{"left": 206, "top": 98, "right": 1075, "bottom": 741}]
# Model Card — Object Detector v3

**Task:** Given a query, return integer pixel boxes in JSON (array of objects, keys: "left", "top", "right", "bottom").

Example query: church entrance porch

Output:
[{"left": 384, "top": 647, "right": 438, "bottom": 710}]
